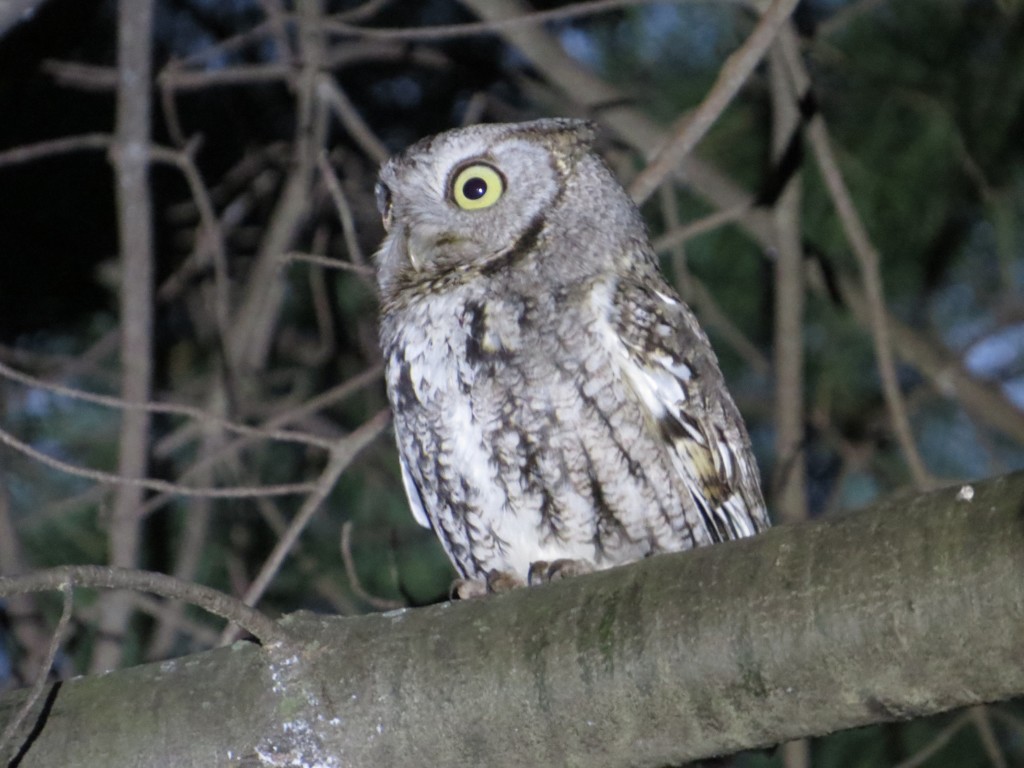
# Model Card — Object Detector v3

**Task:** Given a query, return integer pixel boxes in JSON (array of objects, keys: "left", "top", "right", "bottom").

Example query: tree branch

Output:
[
  {"left": 90, "top": 0, "right": 157, "bottom": 675},
  {"left": 0, "top": 566, "right": 287, "bottom": 646},
  {"left": 0, "top": 0, "right": 48, "bottom": 39},
  {"left": 627, "top": 0, "right": 799, "bottom": 204},
  {"left": 3, "top": 472, "right": 1023, "bottom": 767}
]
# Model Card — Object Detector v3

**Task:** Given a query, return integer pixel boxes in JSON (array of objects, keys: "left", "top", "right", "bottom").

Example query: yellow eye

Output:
[{"left": 451, "top": 163, "right": 505, "bottom": 210}]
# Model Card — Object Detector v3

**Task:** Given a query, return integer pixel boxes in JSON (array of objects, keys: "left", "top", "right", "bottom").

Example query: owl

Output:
[{"left": 374, "top": 118, "right": 768, "bottom": 597}]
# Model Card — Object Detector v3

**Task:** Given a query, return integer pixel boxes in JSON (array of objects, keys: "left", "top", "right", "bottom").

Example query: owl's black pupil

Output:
[{"left": 463, "top": 177, "right": 487, "bottom": 200}]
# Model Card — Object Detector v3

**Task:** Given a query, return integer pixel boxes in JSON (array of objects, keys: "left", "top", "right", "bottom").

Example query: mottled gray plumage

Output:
[{"left": 374, "top": 118, "right": 768, "bottom": 594}]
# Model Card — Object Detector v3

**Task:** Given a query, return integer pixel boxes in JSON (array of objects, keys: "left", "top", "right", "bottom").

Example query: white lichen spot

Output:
[
  {"left": 382, "top": 607, "right": 408, "bottom": 619},
  {"left": 956, "top": 484, "right": 975, "bottom": 502},
  {"left": 376, "top": 723, "right": 384, "bottom": 735}
]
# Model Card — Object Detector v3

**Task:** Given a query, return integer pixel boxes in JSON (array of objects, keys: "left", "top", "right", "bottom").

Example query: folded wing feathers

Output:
[{"left": 611, "top": 278, "right": 765, "bottom": 541}]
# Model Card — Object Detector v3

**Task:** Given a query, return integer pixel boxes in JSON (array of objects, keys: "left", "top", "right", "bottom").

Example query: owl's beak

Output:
[{"left": 404, "top": 232, "right": 422, "bottom": 271}]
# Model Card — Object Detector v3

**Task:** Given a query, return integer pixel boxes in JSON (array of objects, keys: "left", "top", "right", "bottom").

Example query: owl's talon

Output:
[
  {"left": 527, "top": 560, "right": 550, "bottom": 586},
  {"left": 450, "top": 570, "right": 526, "bottom": 599},
  {"left": 548, "top": 558, "right": 595, "bottom": 581},
  {"left": 450, "top": 578, "right": 487, "bottom": 600},
  {"left": 485, "top": 569, "right": 525, "bottom": 593},
  {"left": 528, "top": 558, "right": 595, "bottom": 585}
]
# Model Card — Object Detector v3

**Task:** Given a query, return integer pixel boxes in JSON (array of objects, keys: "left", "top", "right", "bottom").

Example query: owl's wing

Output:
[
  {"left": 604, "top": 276, "right": 768, "bottom": 542},
  {"left": 398, "top": 451, "right": 432, "bottom": 529}
]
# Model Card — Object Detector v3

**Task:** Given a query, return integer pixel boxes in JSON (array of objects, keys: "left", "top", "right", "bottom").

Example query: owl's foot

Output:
[
  {"left": 527, "top": 558, "right": 595, "bottom": 586},
  {"left": 450, "top": 578, "right": 487, "bottom": 600},
  {"left": 450, "top": 569, "right": 526, "bottom": 599},
  {"left": 487, "top": 569, "right": 526, "bottom": 593}
]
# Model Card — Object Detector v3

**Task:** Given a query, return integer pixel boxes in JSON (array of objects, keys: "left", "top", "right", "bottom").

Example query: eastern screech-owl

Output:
[{"left": 374, "top": 118, "right": 768, "bottom": 597}]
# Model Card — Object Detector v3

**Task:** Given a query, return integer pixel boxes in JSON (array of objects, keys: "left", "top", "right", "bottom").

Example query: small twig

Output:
[
  {"left": 318, "top": 151, "right": 370, "bottom": 266},
  {"left": 0, "top": 579, "right": 74, "bottom": 763},
  {"left": 0, "top": 566, "right": 288, "bottom": 646},
  {"left": 149, "top": 144, "right": 233, "bottom": 350},
  {"left": 0, "top": 360, "right": 334, "bottom": 451},
  {"left": 136, "top": 366, "right": 385, "bottom": 520},
  {"left": 341, "top": 522, "right": 404, "bottom": 611},
  {"left": 989, "top": 707, "right": 1024, "bottom": 743},
  {"left": 628, "top": 0, "right": 800, "bottom": 204},
  {"left": 316, "top": 75, "right": 389, "bottom": 163},
  {"left": 43, "top": 60, "right": 119, "bottom": 90},
  {"left": 460, "top": 91, "right": 489, "bottom": 126},
  {"left": 806, "top": 123, "right": 932, "bottom": 488},
  {"left": 650, "top": 203, "right": 751, "bottom": 253},
  {"left": 0, "top": 423, "right": 316, "bottom": 498},
  {"left": 158, "top": 18, "right": 280, "bottom": 74},
  {"left": 325, "top": 0, "right": 705, "bottom": 40},
  {"left": 224, "top": 0, "right": 326, "bottom": 375},
  {"left": 299, "top": 228, "right": 339, "bottom": 367},
  {"left": 334, "top": 0, "right": 395, "bottom": 22},
  {"left": 130, "top": 592, "right": 221, "bottom": 648},
  {"left": 658, "top": 181, "right": 689, "bottom": 295},
  {"left": 219, "top": 409, "right": 392, "bottom": 643},
  {"left": 892, "top": 711, "right": 972, "bottom": 768},
  {"left": 0, "top": 133, "right": 111, "bottom": 168},
  {"left": 769, "top": 39, "right": 808, "bottom": 532},
  {"left": 160, "top": 62, "right": 293, "bottom": 91},
  {"left": 775, "top": 26, "right": 933, "bottom": 488},
  {"left": 286, "top": 250, "right": 376, "bottom": 277},
  {"left": 257, "top": 0, "right": 293, "bottom": 68},
  {"left": 969, "top": 706, "right": 1008, "bottom": 768}
]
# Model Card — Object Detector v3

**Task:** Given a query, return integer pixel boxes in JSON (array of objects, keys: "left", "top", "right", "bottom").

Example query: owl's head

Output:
[{"left": 374, "top": 119, "right": 645, "bottom": 298}]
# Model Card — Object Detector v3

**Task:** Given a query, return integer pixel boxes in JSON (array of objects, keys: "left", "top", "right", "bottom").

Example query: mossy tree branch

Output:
[{"left": 2, "top": 472, "right": 1023, "bottom": 767}]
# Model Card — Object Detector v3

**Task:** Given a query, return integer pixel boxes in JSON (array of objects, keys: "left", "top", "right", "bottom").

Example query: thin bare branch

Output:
[
  {"left": 768, "top": 41, "right": 807, "bottom": 525},
  {"left": 0, "top": 578, "right": 72, "bottom": 764},
  {"left": 318, "top": 151, "right": 371, "bottom": 265},
  {"left": 969, "top": 706, "right": 1008, "bottom": 768},
  {"left": 627, "top": 0, "right": 800, "bottom": 204},
  {"left": 148, "top": 144, "right": 233, "bottom": 350},
  {"left": 316, "top": 76, "right": 389, "bottom": 164},
  {"left": 325, "top": 0, "right": 718, "bottom": 41},
  {"left": 42, "top": 59, "right": 118, "bottom": 90},
  {"left": 341, "top": 522, "right": 405, "bottom": 611},
  {"left": 222, "top": 409, "right": 391, "bottom": 640},
  {"left": 0, "top": 566, "right": 288, "bottom": 646},
  {"left": 892, "top": 711, "right": 972, "bottom": 768},
  {"left": 0, "top": 422, "right": 316, "bottom": 498},
  {"left": 92, "top": 0, "right": 157, "bottom": 675},
  {"left": 285, "top": 250, "right": 376, "bottom": 277},
  {"left": 0, "top": 360, "right": 335, "bottom": 451},
  {"left": 0, "top": 133, "right": 111, "bottom": 167},
  {"left": 651, "top": 203, "right": 751, "bottom": 253},
  {"left": 775, "top": 26, "right": 934, "bottom": 488},
  {"left": 226, "top": 0, "right": 326, "bottom": 374},
  {"left": 136, "top": 366, "right": 385, "bottom": 519}
]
